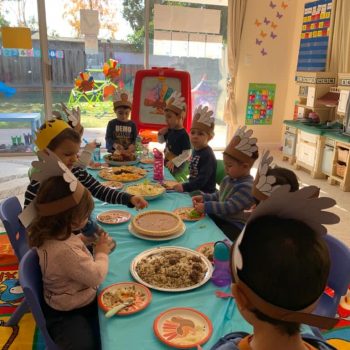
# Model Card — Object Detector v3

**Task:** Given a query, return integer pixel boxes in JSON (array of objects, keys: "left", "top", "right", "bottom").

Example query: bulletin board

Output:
[
  {"left": 297, "top": 0, "right": 333, "bottom": 71},
  {"left": 245, "top": 83, "right": 276, "bottom": 125}
]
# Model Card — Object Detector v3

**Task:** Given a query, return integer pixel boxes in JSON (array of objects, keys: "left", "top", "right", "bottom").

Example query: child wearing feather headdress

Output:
[
  {"left": 173, "top": 105, "right": 216, "bottom": 193},
  {"left": 192, "top": 126, "right": 259, "bottom": 241},
  {"left": 157, "top": 91, "right": 191, "bottom": 175}
]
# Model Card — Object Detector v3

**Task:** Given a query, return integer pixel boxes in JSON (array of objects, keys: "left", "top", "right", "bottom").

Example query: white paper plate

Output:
[
  {"left": 128, "top": 223, "right": 186, "bottom": 241},
  {"left": 130, "top": 246, "right": 213, "bottom": 292}
]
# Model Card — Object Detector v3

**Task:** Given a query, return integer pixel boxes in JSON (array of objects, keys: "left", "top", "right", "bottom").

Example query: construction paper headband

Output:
[
  {"left": 59, "top": 102, "right": 83, "bottom": 135},
  {"left": 113, "top": 89, "right": 132, "bottom": 109},
  {"left": 230, "top": 185, "right": 341, "bottom": 329},
  {"left": 224, "top": 126, "right": 258, "bottom": 166},
  {"left": 252, "top": 150, "right": 277, "bottom": 201},
  {"left": 165, "top": 91, "right": 186, "bottom": 115},
  {"left": 191, "top": 105, "right": 215, "bottom": 135},
  {"left": 19, "top": 149, "right": 85, "bottom": 228}
]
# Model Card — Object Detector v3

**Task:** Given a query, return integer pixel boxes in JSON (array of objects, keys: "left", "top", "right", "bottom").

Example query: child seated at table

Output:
[
  {"left": 157, "top": 91, "right": 191, "bottom": 176},
  {"left": 173, "top": 105, "right": 216, "bottom": 193},
  {"left": 211, "top": 185, "right": 340, "bottom": 350},
  {"left": 24, "top": 153, "right": 112, "bottom": 350},
  {"left": 105, "top": 89, "right": 137, "bottom": 156},
  {"left": 192, "top": 126, "right": 258, "bottom": 241}
]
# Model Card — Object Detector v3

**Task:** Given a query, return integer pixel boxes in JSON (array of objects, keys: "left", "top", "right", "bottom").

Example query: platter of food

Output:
[
  {"left": 125, "top": 182, "right": 165, "bottom": 200},
  {"left": 100, "top": 181, "right": 124, "bottom": 190},
  {"left": 103, "top": 153, "right": 139, "bottom": 166},
  {"left": 195, "top": 242, "right": 214, "bottom": 264},
  {"left": 153, "top": 307, "right": 213, "bottom": 348},
  {"left": 97, "top": 210, "right": 131, "bottom": 225},
  {"left": 173, "top": 207, "right": 205, "bottom": 222},
  {"left": 98, "top": 282, "right": 151, "bottom": 316},
  {"left": 98, "top": 166, "right": 147, "bottom": 182},
  {"left": 130, "top": 246, "right": 213, "bottom": 292}
]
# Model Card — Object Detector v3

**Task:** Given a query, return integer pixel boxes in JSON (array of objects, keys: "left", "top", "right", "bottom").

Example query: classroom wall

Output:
[{"left": 234, "top": 0, "right": 309, "bottom": 147}]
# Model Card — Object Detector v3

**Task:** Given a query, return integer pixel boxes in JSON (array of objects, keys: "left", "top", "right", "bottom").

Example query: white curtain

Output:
[
  {"left": 327, "top": 0, "right": 350, "bottom": 73},
  {"left": 223, "top": 0, "right": 247, "bottom": 135}
]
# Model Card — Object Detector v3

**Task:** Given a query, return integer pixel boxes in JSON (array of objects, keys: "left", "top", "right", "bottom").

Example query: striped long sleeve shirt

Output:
[
  {"left": 203, "top": 175, "right": 254, "bottom": 228},
  {"left": 24, "top": 167, "right": 133, "bottom": 207}
]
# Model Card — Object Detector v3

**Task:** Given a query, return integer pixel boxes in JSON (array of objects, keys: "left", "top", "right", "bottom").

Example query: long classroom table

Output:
[{"left": 92, "top": 164, "right": 252, "bottom": 349}]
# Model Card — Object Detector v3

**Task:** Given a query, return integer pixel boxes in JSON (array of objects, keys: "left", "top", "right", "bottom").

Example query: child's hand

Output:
[
  {"left": 192, "top": 195, "right": 204, "bottom": 206},
  {"left": 194, "top": 202, "right": 205, "bottom": 213},
  {"left": 158, "top": 127, "right": 168, "bottom": 136},
  {"left": 166, "top": 160, "right": 175, "bottom": 172},
  {"left": 128, "top": 144, "right": 136, "bottom": 153},
  {"left": 130, "top": 196, "right": 148, "bottom": 210},
  {"left": 94, "top": 232, "right": 112, "bottom": 255},
  {"left": 173, "top": 183, "right": 183, "bottom": 192}
]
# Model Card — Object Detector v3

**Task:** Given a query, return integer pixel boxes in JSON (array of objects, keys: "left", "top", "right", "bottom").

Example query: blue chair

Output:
[
  {"left": 19, "top": 249, "right": 60, "bottom": 350},
  {"left": 312, "top": 234, "right": 350, "bottom": 337},
  {"left": 0, "top": 196, "right": 30, "bottom": 326}
]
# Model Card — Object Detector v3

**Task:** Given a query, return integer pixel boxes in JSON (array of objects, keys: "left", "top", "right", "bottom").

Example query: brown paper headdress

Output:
[
  {"left": 19, "top": 149, "right": 85, "bottom": 228},
  {"left": 113, "top": 89, "right": 132, "bottom": 109},
  {"left": 165, "top": 91, "right": 186, "bottom": 115},
  {"left": 191, "top": 105, "right": 215, "bottom": 135},
  {"left": 224, "top": 126, "right": 258, "bottom": 166},
  {"left": 232, "top": 185, "right": 341, "bottom": 329}
]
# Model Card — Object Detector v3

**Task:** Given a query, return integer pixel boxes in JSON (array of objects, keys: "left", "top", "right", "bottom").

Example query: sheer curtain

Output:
[
  {"left": 327, "top": 0, "right": 350, "bottom": 73},
  {"left": 224, "top": 0, "right": 247, "bottom": 138}
]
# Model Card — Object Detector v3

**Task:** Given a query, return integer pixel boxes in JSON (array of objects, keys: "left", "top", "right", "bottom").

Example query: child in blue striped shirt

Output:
[{"left": 192, "top": 126, "right": 258, "bottom": 241}]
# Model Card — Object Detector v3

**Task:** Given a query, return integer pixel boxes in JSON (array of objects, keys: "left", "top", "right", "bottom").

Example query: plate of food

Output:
[
  {"left": 173, "top": 207, "right": 205, "bottom": 221},
  {"left": 140, "top": 158, "right": 154, "bottom": 164},
  {"left": 161, "top": 180, "right": 179, "bottom": 190},
  {"left": 130, "top": 210, "right": 183, "bottom": 238},
  {"left": 130, "top": 246, "right": 213, "bottom": 292},
  {"left": 195, "top": 242, "right": 214, "bottom": 264},
  {"left": 103, "top": 153, "right": 139, "bottom": 166},
  {"left": 87, "top": 162, "right": 109, "bottom": 170},
  {"left": 128, "top": 222, "right": 186, "bottom": 241},
  {"left": 97, "top": 210, "right": 131, "bottom": 225},
  {"left": 98, "top": 166, "right": 147, "bottom": 182},
  {"left": 98, "top": 282, "right": 152, "bottom": 316},
  {"left": 100, "top": 181, "right": 124, "bottom": 190},
  {"left": 125, "top": 181, "right": 165, "bottom": 200},
  {"left": 153, "top": 307, "right": 213, "bottom": 349}
]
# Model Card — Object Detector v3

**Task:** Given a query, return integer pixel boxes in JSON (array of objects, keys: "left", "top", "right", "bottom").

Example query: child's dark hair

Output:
[
  {"left": 38, "top": 123, "right": 81, "bottom": 151},
  {"left": 224, "top": 150, "right": 259, "bottom": 164},
  {"left": 113, "top": 104, "right": 131, "bottom": 112},
  {"left": 28, "top": 176, "right": 94, "bottom": 247},
  {"left": 268, "top": 167, "right": 299, "bottom": 192},
  {"left": 237, "top": 215, "right": 330, "bottom": 336}
]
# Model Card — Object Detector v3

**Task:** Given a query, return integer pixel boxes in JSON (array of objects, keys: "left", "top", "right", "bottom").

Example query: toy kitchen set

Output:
[{"left": 283, "top": 72, "right": 350, "bottom": 191}]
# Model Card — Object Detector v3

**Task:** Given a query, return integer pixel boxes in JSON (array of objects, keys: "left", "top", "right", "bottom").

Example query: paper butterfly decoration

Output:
[
  {"left": 281, "top": 1, "right": 288, "bottom": 9},
  {"left": 271, "top": 32, "right": 277, "bottom": 39},
  {"left": 269, "top": 1, "right": 276, "bottom": 9},
  {"left": 233, "top": 126, "right": 258, "bottom": 157},
  {"left": 271, "top": 21, "right": 278, "bottom": 29},
  {"left": 193, "top": 105, "right": 214, "bottom": 127},
  {"left": 166, "top": 91, "right": 186, "bottom": 111},
  {"left": 255, "top": 19, "right": 262, "bottom": 27},
  {"left": 261, "top": 48, "right": 268, "bottom": 56},
  {"left": 260, "top": 30, "right": 267, "bottom": 38},
  {"left": 264, "top": 17, "right": 271, "bottom": 25},
  {"left": 276, "top": 11, "right": 283, "bottom": 19},
  {"left": 256, "top": 38, "right": 263, "bottom": 45}
]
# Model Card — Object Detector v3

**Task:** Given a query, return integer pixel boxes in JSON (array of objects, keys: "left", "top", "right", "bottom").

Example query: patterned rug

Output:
[{"left": 0, "top": 232, "right": 349, "bottom": 349}]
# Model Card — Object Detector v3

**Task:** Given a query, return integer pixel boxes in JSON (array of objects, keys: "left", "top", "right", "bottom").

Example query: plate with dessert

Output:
[
  {"left": 97, "top": 210, "right": 131, "bottom": 225},
  {"left": 130, "top": 246, "right": 213, "bottom": 292}
]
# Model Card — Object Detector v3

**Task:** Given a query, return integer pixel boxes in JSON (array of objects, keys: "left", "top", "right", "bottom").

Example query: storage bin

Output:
[
  {"left": 337, "top": 147, "right": 349, "bottom": 163},
  {"left": 336, "top": 161, "right": 346, "bottom": 178}
]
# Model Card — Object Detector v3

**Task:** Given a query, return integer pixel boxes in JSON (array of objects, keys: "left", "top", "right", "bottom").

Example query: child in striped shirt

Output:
[{"left": 192, "top": 126, "right": 258, "bottom": 241}]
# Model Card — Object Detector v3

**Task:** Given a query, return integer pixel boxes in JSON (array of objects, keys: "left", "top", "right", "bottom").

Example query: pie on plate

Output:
[
  {"left": 100, "top": 181, "right": 123, "bottom": 190},
  {"left": 97, "top": 210, "right": 131, "bottom": 224},
  {"left": 131, "top": 210, "right": 182, "bottom": 237},
  {"left": 154, "top": 307, "right": 213, "bottom": 348},
  {"left": 128, "top": 222, "right": 186, "bottom": 241},
  {"left": 125, "top": 182, "right": 165, "bottom": 199},
  {"left": 98, "top": 282, "right": 151, "bottom": 316},
  {"left": 98, "top": 166, "right": 146, "bottom": 182},
  {"left": 130, "top": 246, "right": 213, "bottom": 292},
  {"left": 173, "top": 207, "right": 205, "bottom": 221}
]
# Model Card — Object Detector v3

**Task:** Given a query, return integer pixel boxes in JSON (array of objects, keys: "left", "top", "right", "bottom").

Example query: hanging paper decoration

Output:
[
  {"left": 75, "top": 71, "right": 94, "bottom": 92},
  {"left": 103, "top": 59, "right": 122, "bottom": 81},
  {"left": 103, "top": 84, "right": 116, "bottom": 100}
]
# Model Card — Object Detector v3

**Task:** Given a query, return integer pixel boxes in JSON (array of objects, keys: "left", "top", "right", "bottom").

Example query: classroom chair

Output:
[
  {"left": 19, "top": 249, "right": 60, "bottom": 350},
  {"left": 0, "top": 196, "right": 30, "bottom": 326},
  {"left": 216, "top": 159, "right": 225, "bottom": 186}
]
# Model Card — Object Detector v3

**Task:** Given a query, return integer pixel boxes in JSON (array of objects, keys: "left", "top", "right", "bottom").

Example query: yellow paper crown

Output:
[{"left": 35, "top": 119, "right": 70, "bottom": 150}]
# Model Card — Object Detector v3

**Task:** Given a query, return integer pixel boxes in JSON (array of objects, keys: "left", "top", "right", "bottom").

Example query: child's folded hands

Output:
[{"left": 95, "top": 232, "right": 113, "bottom": 255}]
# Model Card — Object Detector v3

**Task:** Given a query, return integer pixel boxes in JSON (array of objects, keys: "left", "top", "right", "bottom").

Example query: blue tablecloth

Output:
[{"left": 92, "top": 165, "right": 252, "bottom": 349}]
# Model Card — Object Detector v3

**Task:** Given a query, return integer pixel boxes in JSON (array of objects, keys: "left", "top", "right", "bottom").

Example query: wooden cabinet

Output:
[
  {"left": 282, "top": 125, "right": 297, "bottom": 164},
  {"left": 295, "top": 130, "right": 326, "bottom": 178}
]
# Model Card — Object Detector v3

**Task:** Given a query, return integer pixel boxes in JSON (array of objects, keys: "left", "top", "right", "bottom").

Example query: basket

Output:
[
  {"left": 336, "top": 162, "right": 346, "bottom": 178},
  {"left": 337, "top": 147, "right": 349, "bottom": 163}
]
